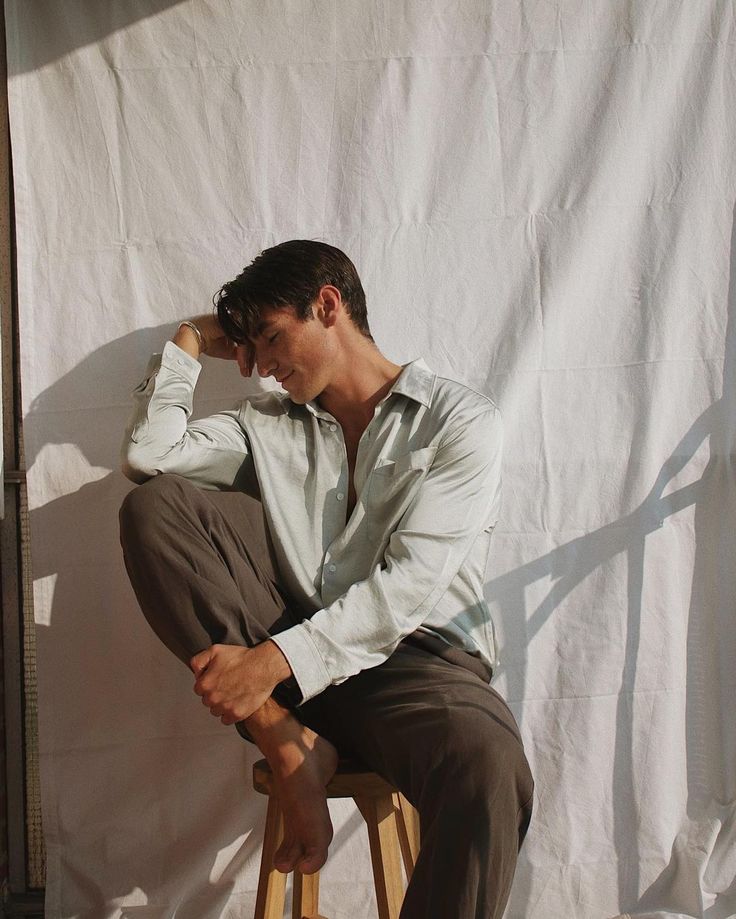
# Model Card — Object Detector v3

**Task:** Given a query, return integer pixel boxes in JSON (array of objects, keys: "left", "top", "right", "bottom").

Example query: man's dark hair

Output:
[{"left": 213, "top": 239, "right": 373, "bottom": 343}]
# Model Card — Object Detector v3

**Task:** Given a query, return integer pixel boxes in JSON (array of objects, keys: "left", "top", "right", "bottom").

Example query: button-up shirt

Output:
[{"left": 121, "top": 341, "right": 503, "bottom": 704}]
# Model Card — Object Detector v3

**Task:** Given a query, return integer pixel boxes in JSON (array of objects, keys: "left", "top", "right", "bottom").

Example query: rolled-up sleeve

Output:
[
  {"left": 121, "top": 340, "right": 252, "bottom": 491},
  {"left": 269, "top": 406, "right": 503, "bottom": 704}
]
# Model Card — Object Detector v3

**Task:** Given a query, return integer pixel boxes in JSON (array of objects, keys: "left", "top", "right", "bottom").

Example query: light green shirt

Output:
[{"left": 122, "top": 341, "right": 503, "bottom": 704}]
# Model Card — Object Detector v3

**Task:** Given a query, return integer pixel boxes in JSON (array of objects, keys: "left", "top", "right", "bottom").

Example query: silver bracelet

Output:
[{"left": 177, "top": 320, "right": 205, "bottom": 353}]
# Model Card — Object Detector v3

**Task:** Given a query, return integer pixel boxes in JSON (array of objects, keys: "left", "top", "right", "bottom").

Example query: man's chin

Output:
[
  {"left": 281, "top": 373, "right": 327, "bottom": 405},
  {"left": 287, "top": 385, "right": 323, "bottom": 406},
  {"left": 282, "top": 382, "right": 307, "bottom": 404}
]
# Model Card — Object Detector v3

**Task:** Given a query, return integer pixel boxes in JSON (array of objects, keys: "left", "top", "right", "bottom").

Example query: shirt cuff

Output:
[
  {"left": 268, "top": 624, "right": 333, "bottom": 705},
  {"left": 160, "top": 339, "right": 202, "bottom": 383}
]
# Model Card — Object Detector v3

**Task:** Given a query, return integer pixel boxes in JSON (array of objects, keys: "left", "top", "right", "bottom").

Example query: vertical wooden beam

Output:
[
  {"left": 0, "top": 0, "right": 27, "bottom": 901},
  {"left": 0, "top": 8, "right": 44, "bottom": 915}
]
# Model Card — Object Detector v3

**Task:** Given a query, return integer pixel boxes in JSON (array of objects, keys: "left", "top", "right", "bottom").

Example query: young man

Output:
[{"left": 119, "top": 239, "right": 533, "bottom": 918}]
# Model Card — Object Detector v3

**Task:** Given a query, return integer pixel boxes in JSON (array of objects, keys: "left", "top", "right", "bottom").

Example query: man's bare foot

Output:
[{"left": 245, "top": 700, "right": 339, "bottom": 875}]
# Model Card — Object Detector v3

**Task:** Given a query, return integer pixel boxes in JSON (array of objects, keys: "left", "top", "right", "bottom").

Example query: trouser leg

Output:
[
  {"left": 118, "top": 473, "right": 309, "bottom": 736},
  {"left": 119, "top": 473, "right": 533, "bottom": 916},
  {"left": 302, "top": 646, "right": 534, "bottom": 919}
]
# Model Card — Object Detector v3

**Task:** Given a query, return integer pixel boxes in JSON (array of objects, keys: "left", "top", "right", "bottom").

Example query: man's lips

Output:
[{"left": 277, "top": 372, "right": 293, "bottom": 384}]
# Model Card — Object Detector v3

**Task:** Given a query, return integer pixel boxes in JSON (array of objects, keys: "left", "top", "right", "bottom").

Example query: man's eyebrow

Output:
[{"left": 253, "top": 319, "right": 275, "bottom": 336}]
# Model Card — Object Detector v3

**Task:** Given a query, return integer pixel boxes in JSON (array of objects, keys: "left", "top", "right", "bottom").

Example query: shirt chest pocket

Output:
[{"left": 365, "top": 446, "right": 438, "bottom": 528}]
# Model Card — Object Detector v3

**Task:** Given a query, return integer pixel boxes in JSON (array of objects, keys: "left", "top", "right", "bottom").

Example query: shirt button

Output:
[
  {"left": 328, "top": 563, "right": 337, "bottom": 572},
  {"left": 336, "top": 492, "right": 344, "bottom": 501},
  {"left": 329, "top": 423, "right": 337, "bottom": 432}
]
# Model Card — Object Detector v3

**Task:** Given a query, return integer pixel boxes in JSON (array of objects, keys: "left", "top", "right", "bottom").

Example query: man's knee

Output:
[{"left": 119, "top": 474, "right": 192, "bottom": 546}]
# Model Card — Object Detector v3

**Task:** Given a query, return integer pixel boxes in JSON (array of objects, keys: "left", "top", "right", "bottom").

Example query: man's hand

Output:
[
  {"left": 173, "top": 313, "right": 255, "bottom": 375},
  {"left": 190, "top": 641, "right": 292, "bottom": 725}
]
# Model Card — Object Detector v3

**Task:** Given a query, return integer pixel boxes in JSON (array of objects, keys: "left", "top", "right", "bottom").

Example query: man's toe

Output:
[
  {"left": 297, "top": 847, "right": 327, "bottom": 875},
  {"left": 274, "top": 837, "right": 302, "bottom": 872}
]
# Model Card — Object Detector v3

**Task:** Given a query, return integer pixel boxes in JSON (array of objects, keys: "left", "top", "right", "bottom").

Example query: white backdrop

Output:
[{"left": 5, "top": 2, "right": 736, "bottom": 917}]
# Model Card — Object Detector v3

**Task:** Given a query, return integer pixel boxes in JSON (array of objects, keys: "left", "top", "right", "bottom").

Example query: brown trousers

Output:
[{"left": 118, "top": 473, "right": 533, "bottom": 919}]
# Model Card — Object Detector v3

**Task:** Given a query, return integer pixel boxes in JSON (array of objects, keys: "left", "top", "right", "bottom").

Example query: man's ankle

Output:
[{"left": 243, "top": 696, "right": 300, "bottom": 747}]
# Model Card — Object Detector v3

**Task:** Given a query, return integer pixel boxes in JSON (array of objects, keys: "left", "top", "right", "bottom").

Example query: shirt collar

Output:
[
  {"left": 386, "top": 358, "right": 436, "bottom": 408},
  {"left": 298, "top": 357, "right": 436, "bottom": 420}
]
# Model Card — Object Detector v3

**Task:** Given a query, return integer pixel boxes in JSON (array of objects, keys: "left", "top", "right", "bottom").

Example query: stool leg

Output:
[
  {"left": 254, "top": 796, "right": 288, "bottom": 919},
  {"left": 393, "top": 792, "right": 421, "bottom": 880},
  {"left": 354, "top": 794, "right": 405, "bottom": 919},
  {"left": 292, "top": 868, "right": 327, "bottom": 919}
]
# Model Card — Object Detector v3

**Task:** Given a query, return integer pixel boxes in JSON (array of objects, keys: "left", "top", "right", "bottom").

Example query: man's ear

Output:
[{"left": 314, "top": 285, "right": 342, "bottom": 329}]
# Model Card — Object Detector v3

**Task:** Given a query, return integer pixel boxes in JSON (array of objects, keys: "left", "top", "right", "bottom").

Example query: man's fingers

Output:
[
  {"left": 203, "top": 696, "right": 239, "bottom": 721},
  {"left": 189, "top": 645, "right": 267, "bottom": 726},
  {"left": 190, "top": 645, "right": 215, "bottom": 678}
]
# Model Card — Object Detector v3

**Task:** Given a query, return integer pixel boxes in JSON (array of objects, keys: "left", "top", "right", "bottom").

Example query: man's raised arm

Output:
[{"left": 120, "top": 314, "right": 255, "bottom": 491}]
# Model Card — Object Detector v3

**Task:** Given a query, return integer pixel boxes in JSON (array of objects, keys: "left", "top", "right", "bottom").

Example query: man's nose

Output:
[{"left": 256, "top": 354, "right": 276, "bottom": 378}]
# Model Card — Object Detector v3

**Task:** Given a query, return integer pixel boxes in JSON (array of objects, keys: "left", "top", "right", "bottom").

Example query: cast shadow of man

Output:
[
  {"left": 31, "top": 322, "right": 451, "bottom": 916},
  {"left": 25, "top": 323, "right": 373, "bottom": 918}
]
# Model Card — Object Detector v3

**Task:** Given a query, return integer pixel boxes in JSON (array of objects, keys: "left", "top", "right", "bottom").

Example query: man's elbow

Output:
[{"left": 120, "top": 443, "right": 156, "bottom": 485}]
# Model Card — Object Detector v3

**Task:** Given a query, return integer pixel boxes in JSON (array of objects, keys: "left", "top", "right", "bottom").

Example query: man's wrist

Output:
[
  {"left": 172, "top": 322, "right": 202, "bottom": 359},
  {"left": 261, "top": 639, "right": 294, "bottom": 683}
]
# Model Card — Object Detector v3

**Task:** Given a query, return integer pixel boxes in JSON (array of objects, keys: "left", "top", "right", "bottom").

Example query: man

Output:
[{"left": 119, "top": 239, "right": 533, "bottom": 918}]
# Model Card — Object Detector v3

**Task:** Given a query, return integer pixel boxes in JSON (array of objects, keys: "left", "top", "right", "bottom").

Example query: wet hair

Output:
[{"left": 213, "top": 239, "right": 373, "bottom": 343}]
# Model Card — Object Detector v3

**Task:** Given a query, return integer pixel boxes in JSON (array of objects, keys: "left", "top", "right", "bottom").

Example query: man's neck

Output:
[{"left": 316, "top": 344, "right": 404, "bottom": 433}]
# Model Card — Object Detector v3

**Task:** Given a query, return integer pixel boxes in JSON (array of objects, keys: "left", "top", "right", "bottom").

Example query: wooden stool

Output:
[{"left": 252, "top": 757, "right": 421, "bottom": 919}]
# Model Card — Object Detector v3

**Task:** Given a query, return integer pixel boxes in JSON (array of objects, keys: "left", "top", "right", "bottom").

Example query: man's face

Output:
[{"left": 246, "top": 303, "right": 334, "bottom": 404}]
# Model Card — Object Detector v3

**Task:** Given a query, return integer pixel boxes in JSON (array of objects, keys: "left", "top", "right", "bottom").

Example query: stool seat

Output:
[{"left": 252, "top": 757, "right": 421, "bottom": 919}]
